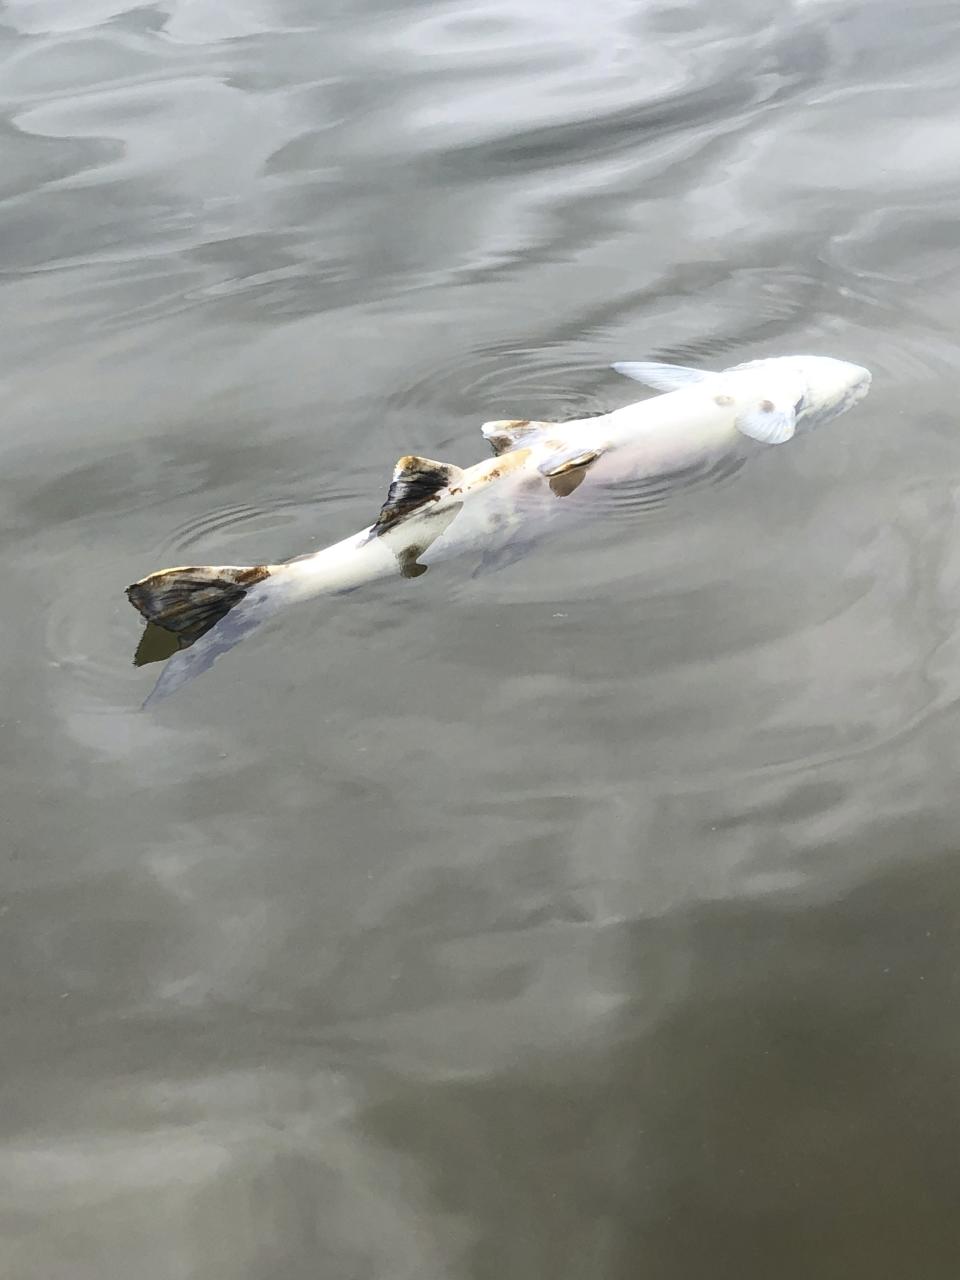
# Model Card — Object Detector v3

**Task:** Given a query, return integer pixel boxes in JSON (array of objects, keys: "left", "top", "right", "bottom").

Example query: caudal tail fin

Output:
[{"left": 126, "top": 564, "right": 273, "bottom": 646}]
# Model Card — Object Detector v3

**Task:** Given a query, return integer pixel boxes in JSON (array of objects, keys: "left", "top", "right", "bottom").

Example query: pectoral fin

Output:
[
  {"left": 735, "top": 399, "right": 796, "bottom": 444},
  {"left": 374, "top": 455, "right": 464, "bottom": 532},
  {"left": 611, "top": 361, "right": 715, "bottom": 392}
]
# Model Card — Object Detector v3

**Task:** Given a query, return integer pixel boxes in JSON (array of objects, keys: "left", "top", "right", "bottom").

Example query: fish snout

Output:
[{"left": 795, "top": 355, "right": 872, "bottom": 429}]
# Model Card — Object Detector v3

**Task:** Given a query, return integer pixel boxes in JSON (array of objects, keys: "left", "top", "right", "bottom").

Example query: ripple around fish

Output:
[
  {"left": 158, "top": 498, "right": 302, "bottom": 559},
  {"left": 388, "top": 346, "right": 601, "bottom": 414},
  {"left": 377, "top": 347, "right": 608, "bottom": 464},
  {"left": 44, "top": 495, "right": 350, "bottom": 717},
  {"left": 45, "top": 576, "right": 157, "bottom": 716},
  {"left": 584, "top": 452, "right": 748, "bottom": 523},
  {"left": 809, "top": 319, "right": 960, "bottom": 411},
  {"left": 39, "top": 485, "right": 365, "bottom": 714},
  {"left": 154, "top": 485, "right": 363, "bottom": 560}
]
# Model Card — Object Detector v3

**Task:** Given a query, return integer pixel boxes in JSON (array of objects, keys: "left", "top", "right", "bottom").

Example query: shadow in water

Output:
[{"left": 132, "top": 621, "right": 187, "bottom": 667}]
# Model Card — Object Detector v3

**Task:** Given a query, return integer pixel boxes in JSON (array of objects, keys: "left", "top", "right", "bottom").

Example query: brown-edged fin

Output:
[
  {"left": 538, "top": 447, "right": 602, "bottom": 497},
  {"left": 373, "top": 455, "right": 463, "bottom": 534},
  {"left": 126, "top": 564, "right": 271, "bottom": 649},
  {"left": 548, "top": 467, "right": 589, "bottom": 498},
  {"left": 480, "top": 419, "right": 551, "bottom": 456}
]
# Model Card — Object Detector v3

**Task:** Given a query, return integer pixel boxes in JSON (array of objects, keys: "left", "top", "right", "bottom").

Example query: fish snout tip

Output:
[{"left": 851, "top": 363, "right": 872, "bottom": 404}]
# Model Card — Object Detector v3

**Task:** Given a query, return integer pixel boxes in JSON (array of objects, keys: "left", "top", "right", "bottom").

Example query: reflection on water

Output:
[{"left": 3, "top": 0, "right": 960, "bottom": 1276}]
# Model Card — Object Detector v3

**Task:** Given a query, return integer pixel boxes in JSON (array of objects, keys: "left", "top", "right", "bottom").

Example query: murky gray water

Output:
[{"left": 3, "top": 0, "right": 960, "bottom": 1275}]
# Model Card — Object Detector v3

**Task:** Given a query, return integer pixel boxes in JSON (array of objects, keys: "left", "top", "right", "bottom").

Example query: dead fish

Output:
[{"left": 127, "top": 354, "right": 871, "bottom": 705}]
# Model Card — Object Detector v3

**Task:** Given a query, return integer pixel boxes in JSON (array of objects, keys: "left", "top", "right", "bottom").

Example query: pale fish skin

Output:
[{"left": 127, "top": 354, "right": 871, "bottom": 705}]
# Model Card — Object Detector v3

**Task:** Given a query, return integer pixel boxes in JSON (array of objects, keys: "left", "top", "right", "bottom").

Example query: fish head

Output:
[
  {"left": 719, "top": 354, "right": 871, "bottom": 445},
  {"left": 788, "top": 355, "right": 872, "bottom": 431},
  {"left": 731, "top": 355, "right": 871, "bottom": 426},
  {"left": 612, "top": 353, "right": 870, "bottom": 445}
]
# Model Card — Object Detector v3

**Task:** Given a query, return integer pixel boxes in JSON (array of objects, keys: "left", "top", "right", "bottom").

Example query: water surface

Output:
[{"left": 3, "top": 1, "right": 960, "bottom": 1276}]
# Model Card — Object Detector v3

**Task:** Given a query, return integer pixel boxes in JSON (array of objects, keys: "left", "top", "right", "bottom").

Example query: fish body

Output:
[{"left": 127, "top": 354, "right": 871, "bottom": 704}]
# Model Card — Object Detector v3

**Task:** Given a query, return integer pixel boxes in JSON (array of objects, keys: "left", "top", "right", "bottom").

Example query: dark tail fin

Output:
[
  {"left": 126, "top": 564, "right": 272, "bottom": 647},
  {"left": 126, "top": 563, "right": 279, "bottom": 707}
]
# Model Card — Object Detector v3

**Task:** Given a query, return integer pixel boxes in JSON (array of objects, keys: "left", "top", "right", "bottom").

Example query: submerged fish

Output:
[{"left": 127, "top": 354, "right": 871, "bottom": 705}]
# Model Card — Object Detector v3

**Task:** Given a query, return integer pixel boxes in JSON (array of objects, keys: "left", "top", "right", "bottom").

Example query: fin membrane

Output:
[
  {"left": 539, "top": 447, "right": 602, "bottom": 479},
  {"left": 538, "top": 447, "right": 602, "bottom": 498},
  {"left": 374, "top": 455, "right": 463, "bottom": 532},
  {"left": 480, "top": 419, "right": 551, "bottom": 456},
  {"left": 126, "top": 564, "right": 271, "bottom": 646},
  {"left": 735, "top": 398, "right": 796, "bottom": 444},
  {"left": 141, "top": 604, "right": 266, "bottom": 709},
  {"left": 611, "top": 361, "right": 715, "bottom": 392}
]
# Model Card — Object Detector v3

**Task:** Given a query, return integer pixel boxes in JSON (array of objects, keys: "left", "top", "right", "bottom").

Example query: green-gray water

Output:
[{"left": 2, "top": 1, "right": 960, "bottom": 1276}]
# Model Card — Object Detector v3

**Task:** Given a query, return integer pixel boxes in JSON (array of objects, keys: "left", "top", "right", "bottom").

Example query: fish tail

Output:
[{"left": 126, "top": 563, "right": 274, "bottom": 644}]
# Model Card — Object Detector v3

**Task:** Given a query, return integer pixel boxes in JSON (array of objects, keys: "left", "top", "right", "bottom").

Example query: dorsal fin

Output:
[
  {"left": 374, "top": 455, "right": 463, "bottom": 532},
  {"left": 611, "top": 361, "right": 715, "bottom": 392},
  {"left": 480, "top": 419, "right": 552, "bottom": 456}
]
